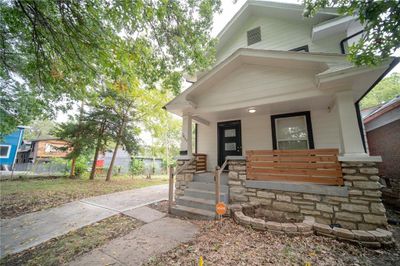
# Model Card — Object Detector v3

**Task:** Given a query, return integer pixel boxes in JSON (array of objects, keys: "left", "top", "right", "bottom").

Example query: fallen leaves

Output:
[{"left": 144, "top": 218, "right": 400, "bottom": 266}]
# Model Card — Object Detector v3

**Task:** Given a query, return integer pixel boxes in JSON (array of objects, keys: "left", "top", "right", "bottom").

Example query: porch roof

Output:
[{"left": 165, "top": 48, "right": 396, "bottom": 120}]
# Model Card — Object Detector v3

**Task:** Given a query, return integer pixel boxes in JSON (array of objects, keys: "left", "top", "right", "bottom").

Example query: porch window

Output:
[
  {"left": 271, "top": 111, "right": 314, "bottom": 150},
  {"left": 0, "top": 145, "right": 11, "bottom": 158}
]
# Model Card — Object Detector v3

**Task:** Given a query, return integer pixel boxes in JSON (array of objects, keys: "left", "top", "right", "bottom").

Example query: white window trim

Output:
[
  {"left": 275, "top": 115, "right": 310, "bottom": 150},
  {"left": 0, "top": 144, "right": 11, "bottom": 158}
]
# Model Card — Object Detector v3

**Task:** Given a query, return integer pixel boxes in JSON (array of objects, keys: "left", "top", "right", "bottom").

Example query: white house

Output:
[{"left": 165, "top": 0, "right": 398, "bottom": 234}]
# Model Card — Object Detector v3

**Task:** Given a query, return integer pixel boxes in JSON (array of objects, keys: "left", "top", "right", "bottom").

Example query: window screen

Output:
[
  {"left": 247, "top": 27, "right": 261, "bottom": 46},
  {"left": 274, "top": 115, "right": 309, "bottom": 150},
  {"left": 0, "top": 145, "right": 10, "bottom": 158}
]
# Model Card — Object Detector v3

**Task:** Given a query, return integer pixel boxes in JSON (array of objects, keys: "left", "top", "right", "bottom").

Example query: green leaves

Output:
[
  {"left": 360, "top": 73, "right": 400, "bottom": 109},
  {"left": 303, "top": 0, "right": 400, "bottom": 66},
  {"left": 1, "top": 0, "right": 222, "bottom": 135}
]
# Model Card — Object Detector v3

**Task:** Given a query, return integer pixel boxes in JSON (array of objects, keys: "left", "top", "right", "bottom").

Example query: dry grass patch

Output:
[
  {"left": 0, "top": 175, "right": 167, "bottom": 218},
  {"left": 0, "top": 214, "right": 141, "bottom": 266}
]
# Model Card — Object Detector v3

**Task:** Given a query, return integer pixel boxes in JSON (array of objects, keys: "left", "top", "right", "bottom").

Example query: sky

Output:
[{"left": 56, "top": 0, "right": 399, "bottom": 144}]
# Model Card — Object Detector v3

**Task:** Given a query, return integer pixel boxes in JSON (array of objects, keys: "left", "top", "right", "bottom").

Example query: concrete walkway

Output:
[
  {"left": 0, "top": 184, "right": 168, "bottom": 257},
  {"left": 69, "top": 216, "right": 198, "bottom": 266}
]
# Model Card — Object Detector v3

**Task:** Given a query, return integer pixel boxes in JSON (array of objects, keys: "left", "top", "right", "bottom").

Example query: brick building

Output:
[{"left": 363, "top": 96, "right": 400, "bottom": 207}]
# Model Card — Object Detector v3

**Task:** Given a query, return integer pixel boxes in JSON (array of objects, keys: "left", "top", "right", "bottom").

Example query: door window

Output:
[{"left": 224, "top": 129, "right": 236, "bottom": 137}]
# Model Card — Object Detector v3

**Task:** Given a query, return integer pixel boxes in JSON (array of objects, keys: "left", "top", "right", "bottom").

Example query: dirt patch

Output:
[
  {"left": 148, "top": 200, "right": 170, "bottom": 213},
  {"left": 144, "top": 218, "right": 400, "bottom": 266},
  {"left": 0, "top": 214, "right": 142, "bottom": 266},
  {"left": 0, "top": 176, "right": 167, "bottom": 218}
]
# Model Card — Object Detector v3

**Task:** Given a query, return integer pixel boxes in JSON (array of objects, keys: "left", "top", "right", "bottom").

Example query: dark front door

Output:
[{"left": 218, "top": 120, "right": 242, "bottom": 167}]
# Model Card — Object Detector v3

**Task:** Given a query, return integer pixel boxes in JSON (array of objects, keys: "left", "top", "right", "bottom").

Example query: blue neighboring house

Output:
[{"left": 0, "top": 126, "right": 25, "bottom": 170}]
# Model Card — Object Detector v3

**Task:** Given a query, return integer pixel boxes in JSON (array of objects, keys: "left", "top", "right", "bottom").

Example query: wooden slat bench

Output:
[{"left": 246, "top": 149, "right": 343, "bottom": 185}]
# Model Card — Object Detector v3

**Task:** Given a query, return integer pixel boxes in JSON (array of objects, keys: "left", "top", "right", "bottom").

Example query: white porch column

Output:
[
  {"left": 180, "top": 114, "right": 192, "bottom": 156},
  {"left": 335, "top": 90, "right": 366, "bottom": 156}
]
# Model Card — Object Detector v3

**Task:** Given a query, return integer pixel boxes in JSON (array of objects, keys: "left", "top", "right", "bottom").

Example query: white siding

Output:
[
  {"left": 195, "top": 64, "right": 318, "bottom": 109},
  {"left": 311, "top": 108, "right": 341, "bottom": 151},
  {"left": 197, "top": 122, "right": 217, "bottom": 171},
  {"left": 197, "top": 108, "right": 341, "bottom": 170},
  {"left": 242, "top": 114, "right": 272, "bottom": 151},
  {"left": 216, "top": 16, "right": 344, "bottom": 63}
]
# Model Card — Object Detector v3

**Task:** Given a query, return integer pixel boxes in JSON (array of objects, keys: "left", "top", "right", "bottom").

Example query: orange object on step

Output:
[{"left": 216, "top": 202, "right": 226, "bottom": 215}]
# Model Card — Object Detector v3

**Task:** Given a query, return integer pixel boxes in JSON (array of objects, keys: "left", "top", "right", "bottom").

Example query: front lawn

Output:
[{"left": 0, "top": 175, "right": 168, "bottom": 218}]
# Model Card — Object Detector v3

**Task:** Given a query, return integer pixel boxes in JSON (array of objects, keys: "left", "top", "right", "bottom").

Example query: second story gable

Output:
[{"left": 215, "top": 1, "right": 363, "bottom": 63}]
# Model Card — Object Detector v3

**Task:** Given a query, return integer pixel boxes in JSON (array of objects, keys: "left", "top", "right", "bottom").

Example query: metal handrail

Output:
[
  {"left": 214, "top": 159, "right": 228, "bottom": 207},
  {"left": 168, "top": 156, "right": 196, "bottom": 213},
  {"left": 175, "top": 156, "right": 196, "bottom": 176}
]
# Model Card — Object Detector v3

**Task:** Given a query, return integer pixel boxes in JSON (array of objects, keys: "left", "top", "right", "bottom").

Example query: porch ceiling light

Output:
[{"left": 248, "top": 107, "right": 256, "bottom": 113}]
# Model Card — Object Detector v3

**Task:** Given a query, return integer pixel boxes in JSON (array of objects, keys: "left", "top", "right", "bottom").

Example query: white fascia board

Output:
[
  {"left": 316, "top": 63, "right": 389, "bottom": 90},
  {"left": 312, "top": 16, "right": 356, "bottom": 41}
]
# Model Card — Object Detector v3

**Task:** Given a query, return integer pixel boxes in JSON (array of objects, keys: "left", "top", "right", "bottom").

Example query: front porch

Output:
[
  {"left": 166, "top": 49, "right": 390, "bottom": 231},
  {"left": 171, "top": 150, "right": 387, "bottom": 232}
]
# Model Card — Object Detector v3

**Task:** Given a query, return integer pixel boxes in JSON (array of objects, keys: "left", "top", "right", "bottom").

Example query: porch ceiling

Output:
[{"left": 192, "top": 94, "right": 333, "bottom": 122}]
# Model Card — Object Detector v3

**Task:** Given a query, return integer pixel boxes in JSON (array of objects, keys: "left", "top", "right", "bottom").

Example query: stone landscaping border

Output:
[{"left": 229, "top": 203, "right": 394, "bottom": 248}]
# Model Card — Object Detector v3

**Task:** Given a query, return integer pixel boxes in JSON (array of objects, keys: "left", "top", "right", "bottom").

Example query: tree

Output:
[
  {"left": 24, "top": 119, "right": 56, "bottom": 140},
  {"left": 137, "top": 88, "right": 181, "bottom": 173},
  {"left": 53, "top": 116, "right": 95, "bottom": 178},
  {"left": 103, "top": 79, "right": 140, "bottom": 181},
  {"left": 1, "top": 0, "right": 222, "bottom": 135},
  {"left": 84, "top": 108, "right": 113, "bottom": 180},
  {"left": 303, "top": 0, "right": 400, "bottom": 65},
  {"left": 360, "top": 72, "right": 400, "bottom": 109}
]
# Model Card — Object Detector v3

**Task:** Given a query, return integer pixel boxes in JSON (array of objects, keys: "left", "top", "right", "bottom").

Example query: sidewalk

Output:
[
  {"left": 69, "top": 216, "right": 198, "bottom": 266},
  {"left": 0, "top": 184, "right": 168, "bottom": 257}
]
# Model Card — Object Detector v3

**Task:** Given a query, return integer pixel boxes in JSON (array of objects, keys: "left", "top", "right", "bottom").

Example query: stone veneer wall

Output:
[
  {"left": 175, "top": 159, "right": 197, "bottom": 199},
  {"left": 228, "top": 159, "right": 387, "bottom": 230}
]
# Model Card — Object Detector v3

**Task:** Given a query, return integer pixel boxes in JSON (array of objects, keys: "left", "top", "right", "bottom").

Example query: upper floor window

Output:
[
  {"left": 290, "top": 45, "right": 309, "bottom": 52},
  {"left": 247, "top": 27, "right": 261, "bottom": 46}
]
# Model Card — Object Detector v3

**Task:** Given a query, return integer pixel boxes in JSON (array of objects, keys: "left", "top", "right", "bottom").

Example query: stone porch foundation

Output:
[
  {"left": 228, "top": 158, "right": 388, "bottom": 231},
  {"left": 175, "top": 159, "right": 197, "bottom": 199}
]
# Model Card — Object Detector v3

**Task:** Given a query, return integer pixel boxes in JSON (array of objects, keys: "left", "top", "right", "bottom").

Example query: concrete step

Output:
[
  {"left": 184, "top": 188, "right": 228, "bottom": 202},
  {"left": 170, "top": 205, "right": 215, "bottom": 220},
  {"left": 177, "top": 196, "right": 216, "bottom": 212},
  {"left": 193, "top": 172, "right": 229, "bottom": 184},
  {"left": 188, "top": 181, "right": 229, "bottom": 193}
]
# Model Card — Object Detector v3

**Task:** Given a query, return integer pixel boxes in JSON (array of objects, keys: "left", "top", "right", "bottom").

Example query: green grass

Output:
[
  {"left": 0, "top": 175, "right": 168, "bottom": 218},
  {"left": 0, "top": 214, "right": 142, "bottom": 266}
]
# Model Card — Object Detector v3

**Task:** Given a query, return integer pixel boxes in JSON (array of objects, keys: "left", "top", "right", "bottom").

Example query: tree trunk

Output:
[
  {"left": 106, "top": 120, "right": 125, "bottom": 181},
  {"left": 106, "top": 138, "right": 120, "bottom": 181},
  {"left": 89, "top": 139, "right": 101, "bottom": 180},
  {"left": 70, "top": 158, "right": 76, "bottom": 178},
  {"left": 90, "top": 121, "right": 105, "bottom": 180},
  {"left": 70, "top": 100, "right": 84, "bottom": 179}
]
